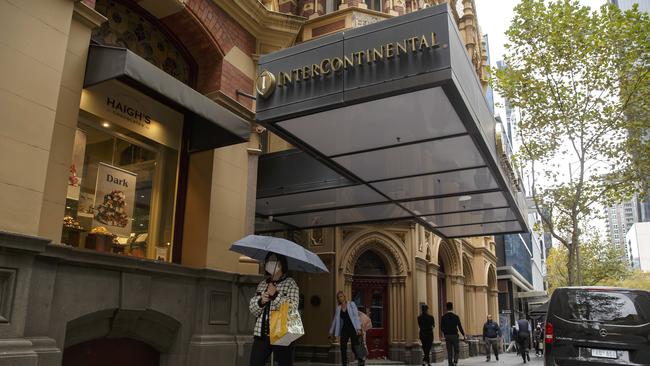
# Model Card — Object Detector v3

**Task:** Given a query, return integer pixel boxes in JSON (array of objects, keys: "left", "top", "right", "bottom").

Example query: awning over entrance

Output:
[
  {"left": 254, "top": 4, "right": 528, "bottom": 238},
  {"left": 84, "top": 44, "right": 250, "bottom": 152}
]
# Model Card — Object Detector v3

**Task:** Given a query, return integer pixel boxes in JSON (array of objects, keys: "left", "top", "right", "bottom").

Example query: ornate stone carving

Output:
[
  {"left": 351, "top": 11, "right": 385, "bottom": 28},
  {"left": 342, "top": 236, "right": 408, "bottom": 276}
]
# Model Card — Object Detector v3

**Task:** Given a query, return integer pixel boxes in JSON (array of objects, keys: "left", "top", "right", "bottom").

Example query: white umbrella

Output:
[{"left": 229, "top": 235, "right": 328, "bottom": 273}]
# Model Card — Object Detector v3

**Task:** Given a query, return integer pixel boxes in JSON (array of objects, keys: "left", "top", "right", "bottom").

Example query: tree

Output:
[
  {"left": 492, "top": 0, "right": 650, "bottom": 285},
  {"left": 546, "top": 236, "right": 630, "bottom": 292}
]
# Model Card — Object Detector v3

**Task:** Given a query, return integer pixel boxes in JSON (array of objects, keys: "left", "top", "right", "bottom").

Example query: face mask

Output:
[{"left": 265, "top": 261, "right": 279, "bottom": 275}]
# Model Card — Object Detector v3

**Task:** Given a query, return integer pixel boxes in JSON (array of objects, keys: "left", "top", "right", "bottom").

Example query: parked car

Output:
[{"left": 545, "top": 287, "right": 650, "bottom": 365}]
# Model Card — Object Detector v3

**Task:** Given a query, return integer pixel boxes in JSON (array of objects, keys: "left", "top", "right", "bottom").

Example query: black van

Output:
[{"left": 545, "top": 287, "right": 650, "bottom": 365}]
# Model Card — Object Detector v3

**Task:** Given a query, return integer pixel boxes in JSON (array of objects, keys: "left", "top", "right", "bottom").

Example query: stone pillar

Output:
[
  {"left": 475, "top": 286, "right": 489, "bottom": 333},
  {"left": 449, "top": 275, "right": 465, "bottom": 325},
  {"left": 427, "top": 264, "right": 440, "bottom": 342}
]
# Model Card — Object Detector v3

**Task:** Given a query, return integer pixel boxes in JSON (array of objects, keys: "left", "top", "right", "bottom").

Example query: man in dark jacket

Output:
[
  {"left": 441, "top": 302, "right": 465, "bottom": 366},
  {"left": 515, "top": 317, "right": 532, "bottom": 363},
  {"left": 482, "top": 314, "right": 501, "bottom": 361},
  {"left": 418, "top": 304, "right": 435, "bottom": 366}
]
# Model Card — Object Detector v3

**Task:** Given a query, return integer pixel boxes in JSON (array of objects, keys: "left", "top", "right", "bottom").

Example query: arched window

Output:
[
  {"left": 354, "top": 250, "right": 388, "bottom": 276},
  {"left": 92, "top": 0, "right": 191, "bottom": 84}
]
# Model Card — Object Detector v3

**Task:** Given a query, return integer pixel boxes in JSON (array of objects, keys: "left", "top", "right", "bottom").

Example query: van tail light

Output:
[{"left": 545, "top": 322, "right": 554, "bottom": 344}]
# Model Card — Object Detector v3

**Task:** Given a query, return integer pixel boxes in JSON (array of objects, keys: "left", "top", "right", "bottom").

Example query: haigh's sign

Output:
[
  {"left": 256, "top": 32, "right": 441, "bottom": 99},
  {"left": 105, "top": 96, "right": 152, "bottom": 126}
]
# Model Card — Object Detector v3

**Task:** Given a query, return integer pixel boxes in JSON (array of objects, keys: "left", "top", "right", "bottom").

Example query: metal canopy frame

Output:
[{"left": 254, "top": 4, "right": 528, "bottom": 239}]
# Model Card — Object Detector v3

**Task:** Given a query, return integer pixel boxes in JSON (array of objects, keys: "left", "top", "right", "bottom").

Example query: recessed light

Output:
[
  {"left": 101, "top": 122, "right": 110, "bottom": 128},
  {"left": 458, "top": 195, "right": 472, "bottom": 202}
]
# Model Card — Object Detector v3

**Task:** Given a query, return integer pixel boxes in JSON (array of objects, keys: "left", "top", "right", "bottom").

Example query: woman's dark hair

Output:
[{"left": 264, "top": 252, "right": 288, "bottom": 275}]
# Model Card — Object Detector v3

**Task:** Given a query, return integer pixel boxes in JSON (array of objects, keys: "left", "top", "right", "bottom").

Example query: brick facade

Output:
[{"left": 162, "top": 0, "right": 256, "bottom": 110}]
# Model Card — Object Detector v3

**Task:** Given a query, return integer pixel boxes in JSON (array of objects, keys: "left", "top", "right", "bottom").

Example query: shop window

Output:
[
  {"left": 92, "top": 0, "right": 191, "bottom": 84},
  {"left": 62, "top": 112, "right": 179, "bottom": 261}
]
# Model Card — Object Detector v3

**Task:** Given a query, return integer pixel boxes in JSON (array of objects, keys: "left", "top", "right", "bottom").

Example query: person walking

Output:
[
  {"left": 418, "top": 304, "right": 435, "bottom": 366},
  {"left": 329, "top": 291, "right": 366, "bottom": 366},
  {"left": 533, "top": 324, "right": 543, "bottom": 356},
  {"left": 441, "top": 302, "right": 465, "bottom": 366},
  {"left": 515, "top": 317, "right": 532, "bottom": 363},
  {"left": 248, "top": 253, "right": 299, "bottom": 366},
  {"left": 482, "top": 314, "right": 501, "bottom": 361}
]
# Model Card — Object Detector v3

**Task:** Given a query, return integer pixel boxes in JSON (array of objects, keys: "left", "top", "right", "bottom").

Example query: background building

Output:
[
  {"left": 626, "top": 222, "right": 650, "bottom": 271},
  {"left": 606, "top": 196, "right": 642, "bottom": 253}
]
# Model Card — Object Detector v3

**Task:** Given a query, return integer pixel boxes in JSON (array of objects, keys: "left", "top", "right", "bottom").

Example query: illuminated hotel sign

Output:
[{"left": 256, "top": 32, "right": 440, "bottom": 98}]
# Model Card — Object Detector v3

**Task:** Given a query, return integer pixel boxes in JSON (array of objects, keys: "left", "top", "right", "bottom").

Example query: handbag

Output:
[
  {"left": 354, "top": 334, "right": 368, "bottom": 359},
  {"left": 270, "top": 302, "right": 304, "bottom": 346}
]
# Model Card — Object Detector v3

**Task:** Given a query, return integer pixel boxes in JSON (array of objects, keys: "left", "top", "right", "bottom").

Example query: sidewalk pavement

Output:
[{"left": 294, "top": 352, "right": 544, "bottom": 366}]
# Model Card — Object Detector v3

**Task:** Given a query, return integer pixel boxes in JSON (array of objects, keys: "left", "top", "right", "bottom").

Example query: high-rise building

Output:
[{"left": 606, "top": 195, "right": 642, "bottom": 252}]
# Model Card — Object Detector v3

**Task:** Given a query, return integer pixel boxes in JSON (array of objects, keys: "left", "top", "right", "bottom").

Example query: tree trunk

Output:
[{"left": 567, "top": 244, "right": 575, "bottom": 285}]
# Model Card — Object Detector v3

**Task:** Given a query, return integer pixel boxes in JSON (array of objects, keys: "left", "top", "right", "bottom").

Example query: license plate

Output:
[{"left": 592, "top": 349, "right": 617, "bottom": 359}]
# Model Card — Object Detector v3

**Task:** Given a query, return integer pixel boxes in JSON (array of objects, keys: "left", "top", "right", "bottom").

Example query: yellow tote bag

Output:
[
  {"left": 270, "top": 302, "right": 304, "bottom": 346},
  {"left": 270, "top": 302, "right": 289, "bottom": 345}
]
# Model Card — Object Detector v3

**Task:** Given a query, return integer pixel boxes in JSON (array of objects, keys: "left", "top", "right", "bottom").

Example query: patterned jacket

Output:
[{"left": 249, "top": 276, "right": 299, "bottom": 337}]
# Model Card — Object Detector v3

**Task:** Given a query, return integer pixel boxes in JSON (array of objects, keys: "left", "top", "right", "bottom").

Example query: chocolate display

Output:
[
  {"left": 63, "top": 216, "right": 83, "bottom": 230},
  {"left": 94, "top": 190, "right": 129, "bottom": 227}
]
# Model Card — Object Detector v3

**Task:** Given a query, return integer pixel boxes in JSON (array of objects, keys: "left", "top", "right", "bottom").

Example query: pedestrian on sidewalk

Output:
[
  {"left": 482, "top": 314, "right": 501, "bottom": 362},
  {"left": 441, "top": 302, "right": 465, "bottom": 366},
  {"left": 328, "top": 291, "right": 366, "bottom": 366},
  {"left": 515, "top": 317, "right": 532, "bottom": 363},
  {"left": 248, "top": 253, "right": 299, "bottom": 366},
  {"left": 533, "top": 324, "right": 543, "bottom": 356},
  {"left": 418, "top": 304, "right": 435, "bottom": 366}
]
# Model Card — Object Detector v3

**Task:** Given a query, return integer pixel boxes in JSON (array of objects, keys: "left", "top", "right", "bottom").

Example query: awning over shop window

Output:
[
  {"left": 254, "top": 4, "right": 528, "bottom": 238},
  {"left": 84, "top": 44, "right": 250, "bottom": 152}
]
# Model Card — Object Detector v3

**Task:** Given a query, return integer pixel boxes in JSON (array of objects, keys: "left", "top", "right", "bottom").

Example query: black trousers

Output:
[
  {"left": 517, "top": 334, "right": 530, "bottom": 362},
  {"left": 420, "top": 333, "right": 433, "bottom": 363},
  {"left": 250, "top": 336, "right": 294, "bottom": 366},
  {"left": 444, "top": 334, "right": 460, "bottom": 366},
  {"left": 340, "top": 328, "right": 364, "bottom": 366}
]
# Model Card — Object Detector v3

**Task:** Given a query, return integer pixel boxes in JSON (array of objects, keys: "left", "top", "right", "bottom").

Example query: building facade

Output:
[
  {"left": 606, "top": 196, "right": 642, "bottom": 253},
  {"left": 0, "top": 0, "right": 519, "bottom": 365},
  {"left": 625, "top": 222, "right": 650, "bottom": 271}
]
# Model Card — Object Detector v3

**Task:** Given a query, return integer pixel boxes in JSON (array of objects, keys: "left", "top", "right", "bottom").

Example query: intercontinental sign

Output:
[{"left": 255, "top": 32, "right": 440, "bottom": 99}]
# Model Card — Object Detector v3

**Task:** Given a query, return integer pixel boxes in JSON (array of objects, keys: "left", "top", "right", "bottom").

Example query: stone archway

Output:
[
  {"left": 62, "top": 308, "right": 180, "bottom": 366},
  {"left": 340, "top": 231, "right": 409, "bottom": 360},
  {"left": 436, "top": 240, "right": 462, "bottom": 333}
]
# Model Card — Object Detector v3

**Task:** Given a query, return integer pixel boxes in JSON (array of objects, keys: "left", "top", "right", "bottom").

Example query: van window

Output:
[{"left": 554, "top": 290, "right": 650, "bottom": 325}]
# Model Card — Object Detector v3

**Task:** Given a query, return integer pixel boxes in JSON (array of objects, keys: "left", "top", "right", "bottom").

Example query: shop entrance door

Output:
[{"left": 352, "top": 279, "right": 389, "bottom": 359}]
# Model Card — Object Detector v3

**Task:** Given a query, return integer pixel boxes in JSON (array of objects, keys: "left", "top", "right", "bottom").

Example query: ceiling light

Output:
[
  {"left": 458, "top": 195, "right": 472, "bottom": 202},
  {"left": 101, "top": 122, "right": 110, "bottom": 128}
]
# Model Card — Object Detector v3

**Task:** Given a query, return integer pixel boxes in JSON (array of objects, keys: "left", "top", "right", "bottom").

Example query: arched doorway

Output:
[
  {"left": 351, "top": 250, "right": 389, "bottom": 359},
  {"left": 62, "top": 338, "right": 159, "bottom": 366},
  {"left": 487, "top": 265, "right": 498, "bottom": 318}
]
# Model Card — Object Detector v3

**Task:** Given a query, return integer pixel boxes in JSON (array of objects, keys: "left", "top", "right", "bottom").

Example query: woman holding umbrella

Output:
[
  {"left": 231, "top": 235, "right": 328, "bottom": 366},
  {"left": 248, "top": 252, "right": 299, "bottom": 366}
]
